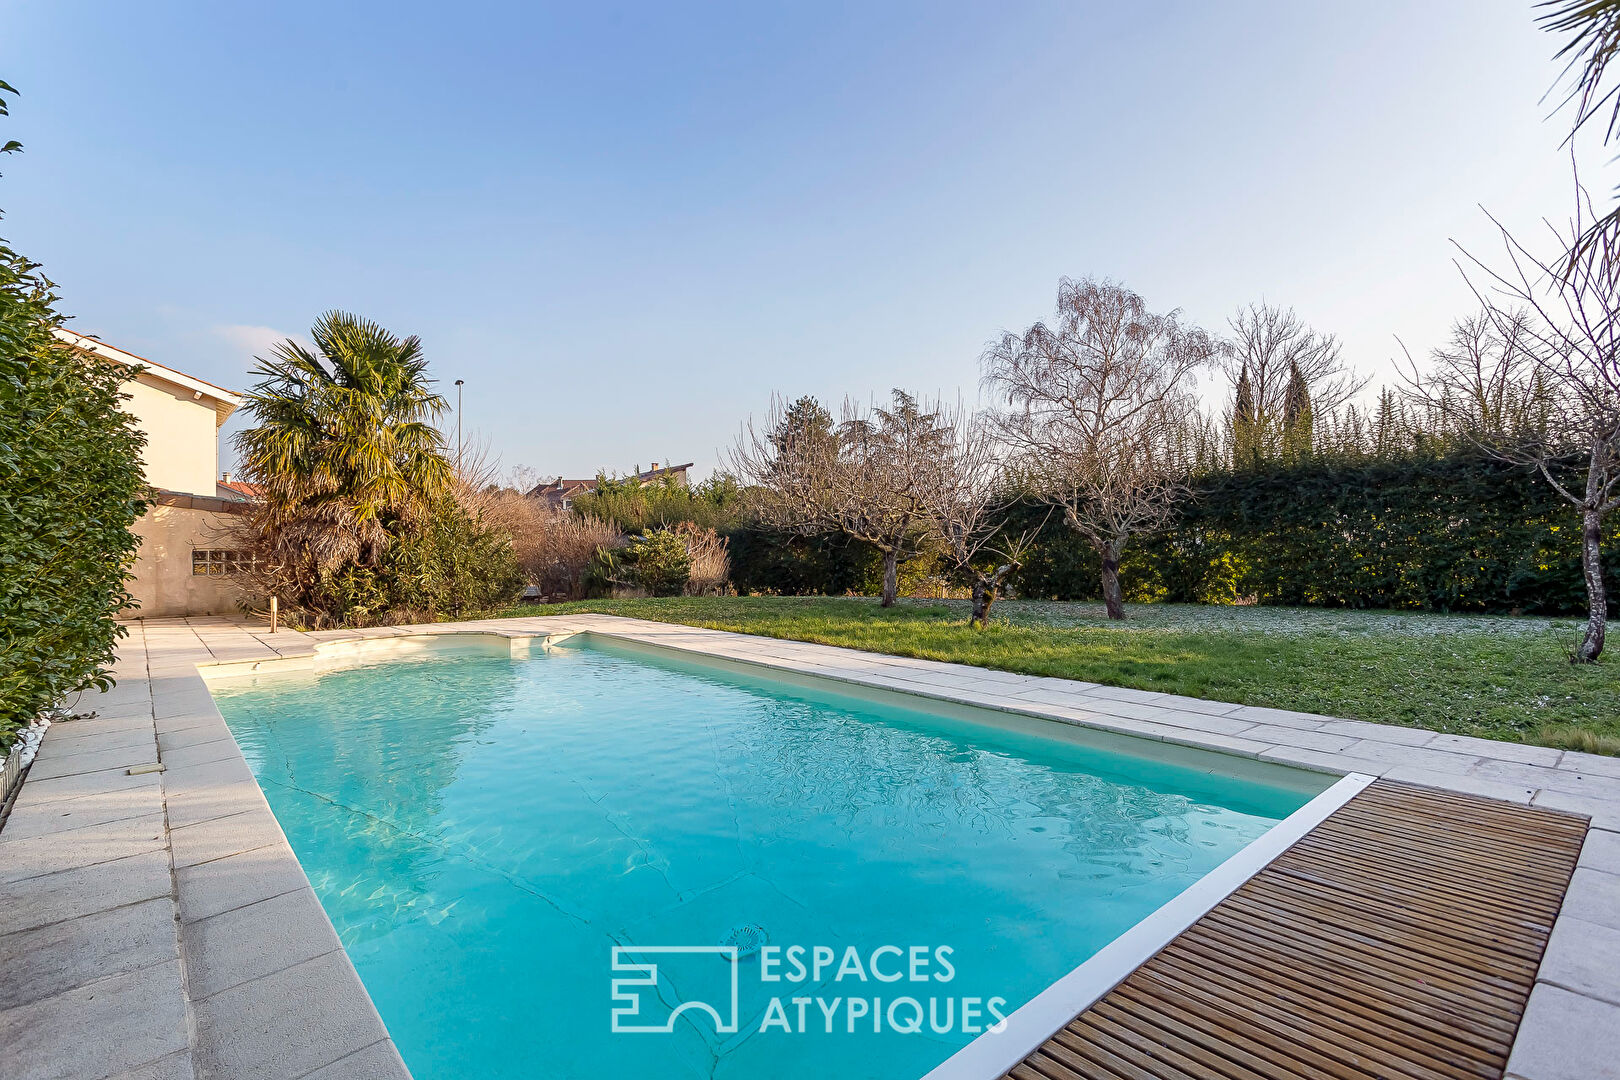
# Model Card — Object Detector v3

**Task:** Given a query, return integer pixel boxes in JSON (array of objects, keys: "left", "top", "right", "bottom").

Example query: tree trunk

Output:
[
  {"left": 970, "top": 581, "right": 993, "bottom": 628},
  {"left": 1576, "top": 506, "right": 1607, "bottom": 663},
  {"left": 1100, "top": 542, "right": 1125, "bottom": 621},
  {"left": 969, "top": 564, "right": 1014, "bottom": 629},
  {"left": 880, "top": 549, "right": 899, "bottom": 608}
]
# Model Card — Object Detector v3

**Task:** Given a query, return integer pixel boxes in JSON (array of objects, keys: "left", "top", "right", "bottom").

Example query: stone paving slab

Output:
[
  {"left": 0, "top": 811, "right": 167, "bottom": 885},
  {"left": 190, "top": 950, "right": 394, "bottom": 1080},
  {"left": 1538, "top": 914, "right": 1620, "bottom": 1008},
  {"left": 299, "top": 1041, "right": 413, "bottom": 1080},
  {"left": 0, "top": 960, "right": 191, "bottom": 1080},
  {"left": 26, "top": 741, "right": 159, "bottom": 781},
  {"left": 2, "top": 611, "right": 1615, "bottom": 1080},
  {"left": 175, "top": 845, "right": 312, "bottom": 925},
  {"left": 1506, "top": 983, "right": 1620, "bottom": 1080},
  {"left": 0, "top": 849, "right": 174, "bottom": 937},
  {"left": 14, "top": 762, "right": 162, "bottom": 806},
  {"left": 0, "top": 897, "right": 178, "bottom": 1012},
  {"left": 183, "top": 887, "right": 343, "bottom": 999},
  {"left": 105, "top": 1053, "right": 196, "bottom": 1080},
  {"left": 167, "top": 806, "right": 289, "bottom": 870},
  {"left": 1, "top": 783, "right": 163, "bottom": 841},
  {"left": 1580, "top": 825, "right": 1620, "bottom": 872}
]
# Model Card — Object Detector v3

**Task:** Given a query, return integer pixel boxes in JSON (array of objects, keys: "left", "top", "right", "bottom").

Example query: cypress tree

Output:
[
  {"left": 1231, "top": 364, "right": 1262, "bottom": 467},
  {"left": 1282, "top": 360, "right": 1314, "bottom": 461}
]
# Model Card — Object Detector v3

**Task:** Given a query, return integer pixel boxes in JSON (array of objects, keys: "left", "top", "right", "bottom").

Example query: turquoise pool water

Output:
[{"left": 209, "top": 636, "right": 1321, "bottom": 1080}]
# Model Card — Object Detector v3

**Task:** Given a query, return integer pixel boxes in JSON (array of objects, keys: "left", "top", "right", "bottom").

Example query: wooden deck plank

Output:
[{"left": 998, "top": 780, "right": 1586, "bottom": 1080}]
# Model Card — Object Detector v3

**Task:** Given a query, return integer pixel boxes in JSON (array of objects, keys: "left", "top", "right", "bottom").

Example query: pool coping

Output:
[{"left": 4, "top": 613, "right": 1617, "bottom": 1080}]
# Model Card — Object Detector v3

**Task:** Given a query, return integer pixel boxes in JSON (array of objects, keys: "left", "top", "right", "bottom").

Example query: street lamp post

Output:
[{"left": 454, "top": 379, "right": 465, "bottom": 471}]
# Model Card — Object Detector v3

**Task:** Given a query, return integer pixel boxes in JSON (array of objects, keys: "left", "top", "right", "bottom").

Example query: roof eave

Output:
[{"left": 51, "top": 328, "right": 244, "bottom": 414}]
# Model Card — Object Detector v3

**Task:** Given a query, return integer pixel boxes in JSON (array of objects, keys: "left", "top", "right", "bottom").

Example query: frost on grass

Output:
[{"left": 885, "top": 599, "right": 1581, "bottom": 639}]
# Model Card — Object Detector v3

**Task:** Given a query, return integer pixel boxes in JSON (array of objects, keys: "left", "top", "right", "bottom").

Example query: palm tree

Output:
[
  {"left": 1541, "top": 0, "right": 1620, "bottom": 256},
  {"left": 1543, "top": 1, "right": 1620, "bottom": 142},
  {"left": 235, "top": 311, "right": 453, "bottom": 597}
]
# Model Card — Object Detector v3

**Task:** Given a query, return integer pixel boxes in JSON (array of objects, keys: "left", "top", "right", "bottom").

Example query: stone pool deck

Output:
[{"left": 1, "top": 613, "right": 1617, "bottom": 1080}]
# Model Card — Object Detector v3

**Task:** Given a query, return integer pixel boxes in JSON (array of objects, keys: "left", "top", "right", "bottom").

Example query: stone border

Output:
[{"left": 3, "top": 613, "right": 1615, "bottom": 1080}]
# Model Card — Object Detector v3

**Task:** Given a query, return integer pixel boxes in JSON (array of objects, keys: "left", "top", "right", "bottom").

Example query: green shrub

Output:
[
  {"left": 584, "top": 545, "right": 624, "bottom": 598},
  {"left": 573, "top": 472, "right": 742, "bottom": 534},
  {"left": 0, "top": 115, "right": 148, "bottom": 744},
  {"left": 387, "top": 499, "right": 524, "bottom": 618},
  {"left": 268, "top": 499, "right": 522, "bottom": 626},
  {"left": 629, "top": 528, "right": 692, "bottom": 597}
]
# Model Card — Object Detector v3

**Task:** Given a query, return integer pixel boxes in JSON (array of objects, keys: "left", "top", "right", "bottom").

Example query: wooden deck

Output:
[{"left": 1004, "top": 780, "right": 1588, "bottom": 1080}]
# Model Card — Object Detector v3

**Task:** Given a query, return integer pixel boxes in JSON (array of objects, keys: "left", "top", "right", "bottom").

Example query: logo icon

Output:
[{"left": 610, "top": 946, "right": 740, "bottom": 1034}]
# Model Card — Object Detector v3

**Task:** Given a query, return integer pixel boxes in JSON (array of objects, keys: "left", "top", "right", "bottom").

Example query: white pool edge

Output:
[{"left": 918, "top": 770, "right": 1375, "bottom": 1080}]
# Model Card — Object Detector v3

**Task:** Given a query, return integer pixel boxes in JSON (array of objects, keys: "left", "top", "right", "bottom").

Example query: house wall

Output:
[
  {"left": 127, "top": 499, "right": 248, "bottom": 618},
  {"left": 122, "top": 374, "right": 221, "bottom": 497}
]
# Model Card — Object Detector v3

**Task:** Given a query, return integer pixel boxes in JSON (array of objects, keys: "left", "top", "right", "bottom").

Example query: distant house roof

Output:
[
  {"left": 526, "top": 462, "right": 693, "bottom": 509},
  {"left": 51, "top": 327, "right": 242, "bottom": 427},
  {"left": 216, "top": 476, "right": 262, "bottom": 502}
]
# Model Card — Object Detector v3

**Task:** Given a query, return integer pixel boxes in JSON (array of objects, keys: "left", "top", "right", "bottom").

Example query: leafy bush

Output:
[
  {"left": 258, "top": 499, "right": 522, "bottom": 627},
  {"left": 0, "top": 124, "right": 148, "bottom": 744},
  {"left": 726, "top": 528, "right": 884, "bottom": 595},
  {"left": 628, "top": 528, "right": 692, "bottom": 596},
  {"left": 728, "top": 446, "right": 1616, "bottom": 615},
  {"left": 584, "top": 545, "right": 625, "bottom": 598},
  {"left": 386, "top": 498, "right": 524, "bottom": 618}
]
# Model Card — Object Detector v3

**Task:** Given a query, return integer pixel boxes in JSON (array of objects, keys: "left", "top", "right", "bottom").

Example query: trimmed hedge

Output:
[
  {"left": 1008, "top": 450, "right": 1617, "bottom": 614},
  {"left": 727, "top": 528, "right": 885, "bottom": 596},
  {"left": 0, "top": 246, "right": 148, "bottom": 746},
  {"left": 722, "top": 449, "right": 1615, "bottom": 615}
]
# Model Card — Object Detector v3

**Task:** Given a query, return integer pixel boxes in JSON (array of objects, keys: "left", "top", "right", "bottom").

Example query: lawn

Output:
[{"left": 485, "top": 596, "right": 1620, "bottom": 753}]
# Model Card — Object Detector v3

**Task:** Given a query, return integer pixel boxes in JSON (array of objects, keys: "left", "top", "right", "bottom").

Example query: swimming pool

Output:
[{"left": 207, "top": 634, "right": 1329, "bottom": 1080}]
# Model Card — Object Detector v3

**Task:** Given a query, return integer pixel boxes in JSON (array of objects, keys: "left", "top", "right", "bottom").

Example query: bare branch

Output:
[
  {"left": 981, "top": 277, "right": 1215, "bottom": 619},
  {"left": 1430, "top": 178, "right": 1620, "bottom": 660}
]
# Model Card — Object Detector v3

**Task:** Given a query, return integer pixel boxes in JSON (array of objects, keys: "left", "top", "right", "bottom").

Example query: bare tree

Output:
[
  {"left": 912, "top": 405, "right": 1040, "bottom": 628},
  {"left": 1222, "top": 303, "right": 1365, "bottom": 464},
  {"left": 1432, "top": 189, "right": 1620, "bottom": 662},
  {"left": 982, "top": 278, "right": 1216, "bottom": 619},
  {"left": 732, "top": 391, "right": 952, "bottom": 607},
  {"left": 1401, "top": 309, "right": 1551, "bottom": 441}
]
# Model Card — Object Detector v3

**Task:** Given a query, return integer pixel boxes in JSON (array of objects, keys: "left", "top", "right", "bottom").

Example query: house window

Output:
[{"left": 192, "top": 549, "right": 253, "bottom": 576}]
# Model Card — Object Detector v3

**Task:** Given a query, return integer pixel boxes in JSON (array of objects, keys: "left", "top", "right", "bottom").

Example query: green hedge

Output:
[
  {"left": 0, "top": 247, "right": 147, "bottom": 746},
  {"left": 722, "top": 449, "right": 1615, "bottom": 614},
  {"left": 726, "top": 529, "right": 885, "bottom": 596},
  {"left": 1008, "top": 450, "right": 1617, "bottom": 614}
]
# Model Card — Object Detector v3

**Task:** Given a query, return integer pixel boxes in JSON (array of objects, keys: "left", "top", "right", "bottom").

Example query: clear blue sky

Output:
[{"left": 0, "top": 1, "right": 1601, "bottom": 480}]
